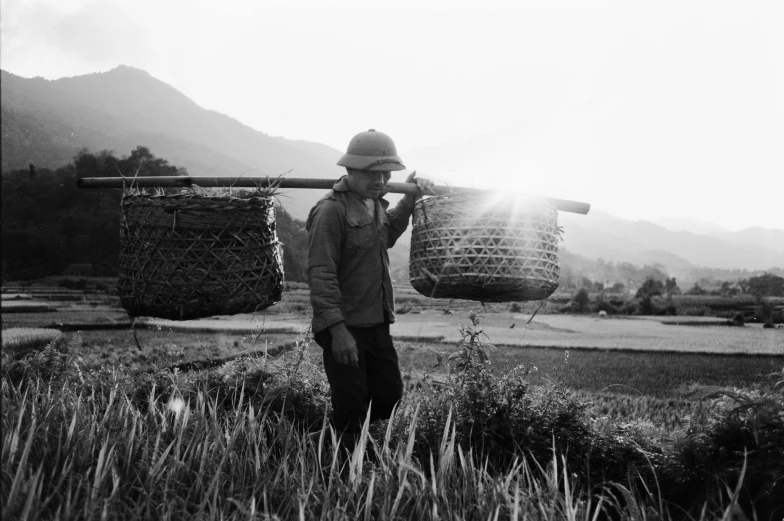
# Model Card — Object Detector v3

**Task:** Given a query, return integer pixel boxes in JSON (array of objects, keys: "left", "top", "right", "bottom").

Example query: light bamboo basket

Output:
[
  {"left": 409, "top": 192, "right": 560, "bottom": 302},
  {"left": 118, "top": 190, "right": 283, "bottom": 320}
]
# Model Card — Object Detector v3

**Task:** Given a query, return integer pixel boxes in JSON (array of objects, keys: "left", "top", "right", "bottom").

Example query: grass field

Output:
[
  {"left": 3, "top": 278, "right": 784, "bottom": 519},
  {"left": 392, "top": 312, "right": 783, "bottom": 354},
  {"left": 1, "top": 327, "right": 62, "bottom": 359}
]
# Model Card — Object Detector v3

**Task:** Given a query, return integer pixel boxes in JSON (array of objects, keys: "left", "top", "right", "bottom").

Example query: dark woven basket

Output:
[
  {"left": 118, "top": 192, "right": 283, "bottom": 320},
  {"left": 409, "top": 192, "right": 560, "bottom": 302}
]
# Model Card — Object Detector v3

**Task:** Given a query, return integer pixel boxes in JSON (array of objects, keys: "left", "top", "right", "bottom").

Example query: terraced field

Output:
[
  {"left": 3, "top": 279, "right": 781, "bottom": 405},
  {"left": 392, "top": 311, "right": 783, "bottom": 354}
]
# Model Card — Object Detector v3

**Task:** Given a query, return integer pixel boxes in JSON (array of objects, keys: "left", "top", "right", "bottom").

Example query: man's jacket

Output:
[{"left": 306, "top": 177, "right": 413, "bottom": 333}]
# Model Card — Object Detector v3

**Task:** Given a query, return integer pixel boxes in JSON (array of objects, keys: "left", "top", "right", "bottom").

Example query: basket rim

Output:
[
  {"left": 414, "top": 191, "right": 558, "bottom": 207},
  {"left": 122, "top": 192, "right": 276, "bottom": 202}
]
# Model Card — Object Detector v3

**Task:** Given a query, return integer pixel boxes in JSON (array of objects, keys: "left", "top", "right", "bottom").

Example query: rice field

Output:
[
  {"left": 1, "top": 327, "right": 62, "bottom": 358},
  {"left": 392, "top": 312, "right": 784, "bottom": 355},
  {"left": 3, "top": 282, "right": 782, "bottom": 417},
  {"left": 1, "top": 300, "right": 56, "bottom": 313},
  {"left": 397, "top": 343, "right": 784, "bottom": 398},
  {"left": 1, "top": 293, "right": 33, "bottom": 300}
]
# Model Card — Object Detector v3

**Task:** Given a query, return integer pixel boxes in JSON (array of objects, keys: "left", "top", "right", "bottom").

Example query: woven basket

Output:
[
  {"left": 409, "top": 192, "right": 560, "bottom": 302},
  {"left": 118, "top": 192, "right": 284, "bottom": 320}
]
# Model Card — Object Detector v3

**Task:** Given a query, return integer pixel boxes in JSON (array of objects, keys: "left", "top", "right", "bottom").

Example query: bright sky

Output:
[{"left": 2, "top": 0, "right": 783, "bottom": 230}]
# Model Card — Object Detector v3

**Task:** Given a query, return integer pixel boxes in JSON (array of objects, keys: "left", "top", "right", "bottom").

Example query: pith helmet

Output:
[{"left": 337, "top": 129, "right": 406, "bottom": 171}]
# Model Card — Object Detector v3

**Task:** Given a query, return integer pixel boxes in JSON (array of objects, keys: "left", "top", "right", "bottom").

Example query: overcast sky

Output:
[{"left": 2, "top": 0, "right": 783, "bottom": 230}]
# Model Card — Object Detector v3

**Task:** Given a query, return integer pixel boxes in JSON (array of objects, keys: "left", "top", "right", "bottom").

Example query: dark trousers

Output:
[{"left": 315, "top": 323, "right": 403, "bottom": 436}]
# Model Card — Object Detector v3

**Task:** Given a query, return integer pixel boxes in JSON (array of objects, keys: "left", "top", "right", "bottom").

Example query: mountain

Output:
[
  {"left": 653, "top": 218, "right": 784, "bottom": 257},
  {"left": 1, "top": 66, "right": 343, "bottom": 219},
  {"left": 708, "top": 227, "right": 784, "bottom": 256},
  {"left": 2, "top": 66, "right": 781, "bottom": 273},
  {"left": 559, "top": 210, "right": 784, "bottom": 272},
  {"left": 653, "top": 216, "right": 731, "bottom": 235}
]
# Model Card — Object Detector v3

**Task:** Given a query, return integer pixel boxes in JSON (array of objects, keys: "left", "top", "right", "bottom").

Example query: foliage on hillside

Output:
[
  {"left": 0, "top": 105, "right": 83, "bottom": 171},
  {"left": 1, "top": 148, "right": 310, "bottom": 283},
  {"left": 1, "top": 67, "right": 341, "bottom": 220}
]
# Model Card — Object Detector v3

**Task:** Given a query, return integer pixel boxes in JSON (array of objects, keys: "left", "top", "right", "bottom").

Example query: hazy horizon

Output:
[{"left": 2, "top": 0, "right": 782, "bottom": 231}]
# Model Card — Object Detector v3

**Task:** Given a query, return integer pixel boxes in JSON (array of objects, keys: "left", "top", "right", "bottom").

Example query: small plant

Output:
[
  {"left": 397, "top": 300, "right": 414, "bottom": 314},
  {"left": 3, "top": 332, "right": 82, "bottom": 385}
]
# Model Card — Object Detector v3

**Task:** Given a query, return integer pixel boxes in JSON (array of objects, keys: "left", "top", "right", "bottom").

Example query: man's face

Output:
[{"left": 347, "top": 169, "right": 392, "bottom": 199}]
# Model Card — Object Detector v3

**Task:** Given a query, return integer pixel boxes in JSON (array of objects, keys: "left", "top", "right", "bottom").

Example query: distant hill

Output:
[
  {"left": 654, "top": 217, "right": 784, "bottom": 257},
  {"left": 1, "top": 66, "right": 343, "bottom": 220},
  {"left": 559, "top": 210, "right": 784, "bottom": 272},
  {"left": 708, "top": 227, "right": 784, "bottom": 256},
  {"left": 653, "top": 216, "right": 731, "bottom": 235},
  {"left": 2, "top": 65, "right": 781, "bottom": 273}
]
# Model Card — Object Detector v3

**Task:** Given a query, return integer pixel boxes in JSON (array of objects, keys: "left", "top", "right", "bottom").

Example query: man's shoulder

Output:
[
  {"left": 307, "top": 190, "right": 346, "bottom": 229},
  {"left": 313, "top": 190, "right": 347, "bottom": 211}
]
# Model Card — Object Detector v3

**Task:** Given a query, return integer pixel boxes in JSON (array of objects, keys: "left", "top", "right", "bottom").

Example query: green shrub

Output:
[
  {"left": 401, "top": 312, "right": 657, "bottom": 486},
  {"left": 659, "top": 378, "right": 784, "bottom": 520},
  {"left": 593, "top": 298, "right": 618, "bottom": 315},
  {"left": 755, "top": 299, "right": 776, "bottom": 326},
  {"left": 659, "top": 302, "right": 678, "bottom": 316},
  {"left": 73, "top": 278, "right": 88, "bottom": 290},
  {"left": 572, "top": 288, "right": 590, "bottom": 313}
]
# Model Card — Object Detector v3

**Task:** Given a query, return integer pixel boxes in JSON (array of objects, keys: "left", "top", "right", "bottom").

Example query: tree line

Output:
[
  {"left": 559, "top": 249, "right": 784, "bottom": 296},
  {"left": 1, "top": 147, "right": 309, "bottom": 283}
]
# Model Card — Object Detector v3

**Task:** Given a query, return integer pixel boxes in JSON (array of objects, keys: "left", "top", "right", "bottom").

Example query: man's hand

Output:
[
  {"left": 329, "top": 322, "right": 359, "bottom": 367},
  {"left": 405, "top": 170, "right": 436, "bottom": 198}
]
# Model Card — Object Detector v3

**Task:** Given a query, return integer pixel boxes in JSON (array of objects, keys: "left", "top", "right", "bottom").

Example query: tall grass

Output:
[
  {"left": 2, "top": 375, "right": 655, "bottom": 521},
  {"left": 1, "top": 327, "right": 62, "bottom": 359},
  {"left": 2, "top": 323, "right": 781, "bottom": 520}
]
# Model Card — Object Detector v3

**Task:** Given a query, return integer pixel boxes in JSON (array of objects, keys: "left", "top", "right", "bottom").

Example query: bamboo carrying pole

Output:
[{"left": 77, "top": 176, "right": 591, "bottom": 215}]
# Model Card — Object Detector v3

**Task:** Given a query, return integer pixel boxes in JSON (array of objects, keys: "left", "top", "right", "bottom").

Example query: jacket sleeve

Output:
[
  {"left": 386, "top": 195, "right": 416, "bottom": 248},
  {"left": 306, "top": 199, "right": 346, "bottom": 333}
]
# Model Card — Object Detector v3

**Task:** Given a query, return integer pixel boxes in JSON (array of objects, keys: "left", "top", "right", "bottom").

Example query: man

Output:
[{"left": 306, "top": 129, "right": 433, "bottom": 450}]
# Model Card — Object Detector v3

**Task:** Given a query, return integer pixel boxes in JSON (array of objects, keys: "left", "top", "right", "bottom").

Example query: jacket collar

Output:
[
  {"left": 333, "top": 176, "right": 390, "bottom": 227},
  {"left": 332, "top": 176, "right": 352, "bottom": 192}
]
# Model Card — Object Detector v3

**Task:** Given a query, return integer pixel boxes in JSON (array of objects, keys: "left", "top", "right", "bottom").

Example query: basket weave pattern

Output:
[
  {"left": 409, "top": 193, "right": 560, "bottom": 302},
  {"left": 118, "top": 193, "right": 283, "bottom": 320}
]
